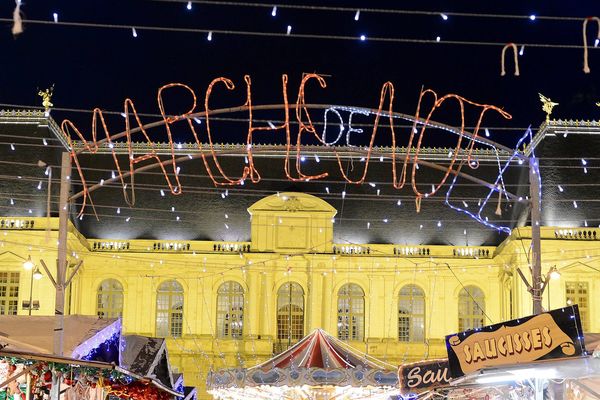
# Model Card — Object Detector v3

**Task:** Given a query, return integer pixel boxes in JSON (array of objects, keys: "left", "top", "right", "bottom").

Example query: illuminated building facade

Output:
[{"left": 0, "top": 111, "right": 599, "bottom": 397}]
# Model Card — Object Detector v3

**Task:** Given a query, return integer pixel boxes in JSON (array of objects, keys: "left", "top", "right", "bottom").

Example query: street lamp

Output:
[{"left": 22, "top": 256, "right": 43, "bottom": 315}]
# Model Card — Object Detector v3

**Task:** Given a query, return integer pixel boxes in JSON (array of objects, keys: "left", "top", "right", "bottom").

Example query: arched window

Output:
[
  {"left": 337, "top": 283, "right": 365, "bottom": 341},
  {"left": 277, "top": 282, "right": 304, "bottom": 343},
  {"left": 217, "top": 281, "right": 244, "bottom": 339},
  {"left": 97, "top": 279, "right": 123, "bottom": 318},
  {"left": 398, "top": 285, "right": 425, "bottom": 342},
  {"left": 156, "top": 281, "right": 184, "bottom": 338},
  {"left": 458, "top": 285, "right": 485, "bottom": 331}
]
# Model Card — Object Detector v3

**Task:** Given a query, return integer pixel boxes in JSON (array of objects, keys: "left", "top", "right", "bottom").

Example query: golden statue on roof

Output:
[
  {"left": 538, "top": 93, "right": 558, "bottom": 123},
  {"left": 38, "top": 85, "right": 54, "bottom": 112}
]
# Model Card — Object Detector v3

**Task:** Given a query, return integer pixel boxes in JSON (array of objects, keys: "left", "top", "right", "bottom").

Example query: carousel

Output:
[{"left": 207, "top": 329, "right": 399, "bottom": 400}]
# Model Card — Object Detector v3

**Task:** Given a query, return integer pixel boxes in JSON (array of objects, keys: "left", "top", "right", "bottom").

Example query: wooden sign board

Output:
[
  {"left": 398, "top": 358, "right": 451, "bottom": 395},
  {"left": 445, "top": 306, "right": 585, "bottom": 378}
]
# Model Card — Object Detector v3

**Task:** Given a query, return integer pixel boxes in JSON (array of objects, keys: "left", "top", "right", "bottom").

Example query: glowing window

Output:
[
  {"left": 458, "top": 285, "right": 485, "bottom": 331},
  {"left": 96, "top": 279, "right": 123, "bottom": 318},
  {"left": 337, "top": 283, "right": 364, "bottom": 341},
  {"left": 0, "top": 272, "right": 19, "bottom": 315},
  {"left": 398, "top": 285, "right": 425, "bottom": 342},
  {"left": 566, "top": 281, "right": 589, "bottom": 331},
  {"left": 156, "top": 280, "right": 184, "bottom": 338},
  {"left": 217, "top": 281, "right": 244, "bottom": 339},
  {"left": 277, "top": 282, "right": 304, "bottom": 343}
]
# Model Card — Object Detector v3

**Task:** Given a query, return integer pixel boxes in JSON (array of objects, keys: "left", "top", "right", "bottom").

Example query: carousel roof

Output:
[
  {"left": 207, "top": 329, "right": 399, "bottom": 399},
  {"left": 252, "top": 329, "right": 392, "bottom": 371}
]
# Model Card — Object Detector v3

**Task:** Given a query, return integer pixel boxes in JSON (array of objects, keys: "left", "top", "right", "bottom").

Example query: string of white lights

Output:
[
  {"left": 1, "top": 17, "right": 598, "bottom": 50},
  {"left": 153, "top": 0, "right": 586, "bottom": 23},
  {"left": 0, "top": 103, "right": 542, "bottom": 132}
]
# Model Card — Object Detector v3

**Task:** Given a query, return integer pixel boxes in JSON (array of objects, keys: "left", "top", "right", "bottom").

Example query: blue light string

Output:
[{"left": 444, "top": 128, "right": 531, "bottom": 234}]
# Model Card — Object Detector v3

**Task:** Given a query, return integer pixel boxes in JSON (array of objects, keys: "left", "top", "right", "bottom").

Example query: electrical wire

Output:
[
  {"left": 0, "top": 17, "right": 597, "bottom": 49},
  {"left": 153, "top": 0, "right": 586, "bottom": 22}
]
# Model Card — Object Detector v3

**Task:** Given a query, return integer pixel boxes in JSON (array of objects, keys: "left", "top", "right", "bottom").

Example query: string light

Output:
[
  {"left": 271, "top": 6, "right": 277, "bottom": 16},
  {"left": 117, "top": 207, "right": 121, "bottom": 214},
  {"left": 314, "top": 154, "right": 320, "bottom": 162},
  {"left": 42, "top": 138, "right": 48, "bottom": 146},
  {"left": 573, "top": 201, "right": 578, "bottom": 208},
  {"left": 207, "top": 31, "right": 212, "bottom": 41},
  {"left": 396, "top": 200, "right": 401, "bottom": 206},
  {"left": 286, "top": 25, "right": 292, "bottom": 35},
  {"left": 36, "top": 181, "right": 42, "bottom": 190},
  {"left": 160, "top": 189, "right": 165, "bottom": 196},
  {"left": 354, "top": 10, "right": 360, "bottom": 21},
  {"left": 52, "top": 12, "right": 58, "bottom": 23},
  {"left": 441, "top": 13, "right": 448, "bottom": 20},
  {"left": 126, "top": 216, "right": 131, "bottom": 222},
  {"left": 360, "top": 34, "right": 366, "bottom": 41},
  {"left": 131, "top": 27, "right": 138, "bottom": 37},
  {"left": 437, "top": 221, "right": 442, "bottom": 227},
  {"left": 10, "top": 144, "right": 15, "bottom": 151},
  {"left": 558, "top": 185, "right": 564, "bottom": 192},
  {"left": 436, "top": 36, "right": 441, "bottom": 42},
  {"left": 186, "top": 1, "right": 192, "bottom": 10},
  {"left": 342, "top": 191, "right": 346, "bottom": 199},
  {"left": 485, "top": 128, "right": 490, "bottom": 137},
  {"left": 529, "top": 14, "right": 536, "bottom": 21},
  {"left": 519, "top": 45, "right": 525, "bottom": 55}
]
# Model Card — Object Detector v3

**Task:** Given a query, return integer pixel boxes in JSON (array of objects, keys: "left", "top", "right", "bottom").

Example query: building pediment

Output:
[{"left": 248, "top": 192, "right": 336, "bottom": 215}]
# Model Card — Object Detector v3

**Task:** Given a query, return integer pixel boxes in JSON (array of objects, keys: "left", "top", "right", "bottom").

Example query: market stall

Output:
[
  {"left": 207, "top": 329, "right": 399, "bottom": 400},
  {"left": 0, "top": 316, "right": 187, "bottom": 400},
  {"left": 0, "top": 350, "right": 181, "bottom": 400}
]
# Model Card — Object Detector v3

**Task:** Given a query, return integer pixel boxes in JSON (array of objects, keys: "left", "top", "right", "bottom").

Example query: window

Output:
[
  {"left": 337, "top": 283, "right": 365, "bottom": 341},
  {"left": 566, "top": 281, "right": 589, "bottom": 331},
  {"left": 97, "top": 279, "right": 124, "bottom": 318},
  {"left": 398, "top": 285, "right": 425, "bottom": 342},
  {"left": 277, "top": 283, "right": 304, "bottom": 342},
  {"left": 156, "top": 281, "right": 184, "bottom": 338},
  {"left": 458, "top": 285, "right": 485, "bottom": 331},
  {"left": 217, "top": 281, "right": 244, "bottom": 339},
  {"left": 0, "top": 272, "right": 19, "bottom": 315}
]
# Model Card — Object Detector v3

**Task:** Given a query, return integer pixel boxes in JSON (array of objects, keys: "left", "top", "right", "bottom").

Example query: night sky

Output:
[
  {"left": 0, "top": 0, "right": 599, "bottom": 147},
  {"left": 0, "top": 1, "right": 599, "bottom": 244}
]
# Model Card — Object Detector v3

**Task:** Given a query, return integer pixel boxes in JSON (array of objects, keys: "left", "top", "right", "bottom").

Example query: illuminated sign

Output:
[
  {"left": 60, "top": 74, "right": 519, "bottom": 230},
  {"left": 445, "top": 306, "right": 585, "bottom": 378},
  {"left": 398, "top": 358, "right": 451, "bottom": 395}
]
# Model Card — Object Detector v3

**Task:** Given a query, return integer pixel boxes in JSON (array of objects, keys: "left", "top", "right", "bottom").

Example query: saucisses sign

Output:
[
  {"left": 445, "top": 306, "right": 585, "bottom": 378},
  {"left": 398, "top": 358, "right": 451, "bottom": 395}
]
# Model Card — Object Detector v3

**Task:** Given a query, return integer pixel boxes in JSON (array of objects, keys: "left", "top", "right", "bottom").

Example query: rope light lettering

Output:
[{"left": 61, "top": 74, "right": 518, "bottom": 220}]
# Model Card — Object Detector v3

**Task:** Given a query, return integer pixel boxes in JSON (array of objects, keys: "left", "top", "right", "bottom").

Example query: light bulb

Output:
[
  {"left": 519, "top": 45, "right": 525, "bottom": 56},
  {"left": 207, "top": 31, "right": 212, "bottom": 41},
  {"left": 286, "top": 25, "right": 292, "bottom": 35},
  {"left": 360, "top": 34, "right": 366, "bottom": 41},
  {"left": 440, "top": 13, "right": 448, "bottom": 20},
  {"left": 529, "top": 14, "right": 536, "bottom": 21},
  {"left": 550, "top": 269, "right": 561, "bottom": 280},
  {"left": 271, "top": 6, "right": 277, "bottom": 16},
  {"left": 53, "top": 12, "right": 58, "bottom": 23},
  {"left": 186, "top": 1, "right": 192, "bottom": 10},
  {"left": 354, "top": 10, "right": 360, "bottom": 21},
  {"left": 33, "top": 268, "right": 43, "bottom": 280},
  {"left": 132, "top": 27, "right": 137, "bottom": 37},
  {"left": 23, "top": 256, "right": 34, "bottom": 271},
  {"left": 436, "top": 36, "right": 441, "bottom": 42}
]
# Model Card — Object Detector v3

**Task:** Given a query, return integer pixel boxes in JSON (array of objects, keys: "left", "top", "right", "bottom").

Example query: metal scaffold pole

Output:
[{"left": 529, "top": 156, "right": 543, "bottom": 315}]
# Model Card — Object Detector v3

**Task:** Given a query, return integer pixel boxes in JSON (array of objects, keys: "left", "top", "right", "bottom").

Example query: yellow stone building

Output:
[{"left": 0, "top": 113, "right": 599, "bottom": 398}]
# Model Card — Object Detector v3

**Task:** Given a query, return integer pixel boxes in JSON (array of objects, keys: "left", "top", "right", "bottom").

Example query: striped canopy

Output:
[{"left": 252, "top": 329, "right": 390, "bottom": 371}]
